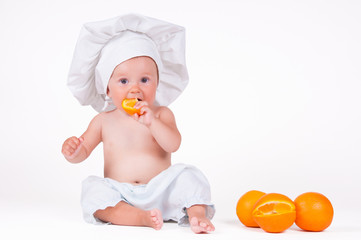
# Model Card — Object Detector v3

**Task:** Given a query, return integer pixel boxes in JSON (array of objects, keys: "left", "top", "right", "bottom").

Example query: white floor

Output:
[{"left": 2, "top": 201, "right": 360, "bottom": 240}]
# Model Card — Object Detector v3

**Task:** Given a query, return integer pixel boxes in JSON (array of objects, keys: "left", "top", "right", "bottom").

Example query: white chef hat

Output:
[{"left": 67, "top": 14, "right": 189, "bottom": 112}]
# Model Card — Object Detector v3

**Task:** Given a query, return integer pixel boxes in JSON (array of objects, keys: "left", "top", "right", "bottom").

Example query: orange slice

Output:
[
  {"left": 252, "top": 193, "right": 296, "bottom": 233},
  {"left": 122, "top": 98, "right": 142, "bottom": 115}
]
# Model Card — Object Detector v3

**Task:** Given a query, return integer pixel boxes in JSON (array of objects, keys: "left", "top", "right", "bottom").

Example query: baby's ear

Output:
[{"left": 106, "top": 87, "right": 111, "bottom": 97}]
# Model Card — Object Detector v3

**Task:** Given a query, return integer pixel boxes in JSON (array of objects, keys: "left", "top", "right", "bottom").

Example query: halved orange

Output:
[
  {"left": 122, "top": 98, "right": 142, "bottom": 115},
  {"left": 236, "top": 190, "right": 266, "bottom": 227},
  {"left": 252, "top": 193, "right": 296, "bottom": 233}
]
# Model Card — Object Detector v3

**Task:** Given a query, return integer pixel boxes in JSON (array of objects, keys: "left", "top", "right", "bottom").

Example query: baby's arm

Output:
[
  {"left": 132, "top": 102, "right": 181, "bottom": 153},
  {"left": 146, "top": 106, "right": 181, "bottom": 153},
  {"left": 139, "top": 104, "right": 182, "bottom": 153},
  {"left": 62, "top": 114, "right": 102, "bottom": 163},
  {"left": 149, "top": 108, "right": 182, "bottom": 153}
]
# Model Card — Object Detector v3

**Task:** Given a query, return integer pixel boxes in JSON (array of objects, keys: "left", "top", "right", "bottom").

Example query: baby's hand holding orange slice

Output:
[{"left": 122, "top": 98, "right": 142, "bottom": 116}]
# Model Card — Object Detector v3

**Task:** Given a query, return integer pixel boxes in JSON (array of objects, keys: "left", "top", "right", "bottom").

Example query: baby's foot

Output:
[
  {"left": 190, "top": 216, "right": 215, "bottom": 234},
  {"left": 146, "top": 209, "right": 163, "bottom": 230}
]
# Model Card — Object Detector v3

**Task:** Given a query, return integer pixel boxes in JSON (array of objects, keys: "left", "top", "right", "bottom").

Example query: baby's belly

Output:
[{"left": 103, "top": 155, "right": 171, "bottom": 185}]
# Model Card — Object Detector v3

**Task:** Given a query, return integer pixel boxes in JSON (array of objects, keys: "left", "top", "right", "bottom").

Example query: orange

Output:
[
  {"left": 252, "top": 193, "right": 296, "bottom": 233},
  {"left": 122, "top": 98, "right": 142, "bottom": 115},
  {"left": 294, "top": 192, "right": 334, "bottom": 232},
  {"left": 236, "top": 190, "right": 266, "bottom": 227}
]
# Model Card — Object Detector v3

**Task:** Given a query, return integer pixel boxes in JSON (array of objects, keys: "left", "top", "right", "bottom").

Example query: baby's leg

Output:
[
  {"left": 187, "top": 205, "right": 215, "bottom": 234},
  {"left": 94, "top": 201, "right": 163, "bottom": 230}
]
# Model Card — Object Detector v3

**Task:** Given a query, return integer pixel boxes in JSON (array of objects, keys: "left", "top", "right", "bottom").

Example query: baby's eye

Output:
[
  {"left": 119, "top": 79, "right": 128, "bottom": 84},
  {"left": 141, "top": 77, "right": 149, "bottom": 83}
]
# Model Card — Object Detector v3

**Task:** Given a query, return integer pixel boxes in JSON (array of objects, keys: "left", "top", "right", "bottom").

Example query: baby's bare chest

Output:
[{"left": 101, "top": 118, "right": 157, "bottom": 151}]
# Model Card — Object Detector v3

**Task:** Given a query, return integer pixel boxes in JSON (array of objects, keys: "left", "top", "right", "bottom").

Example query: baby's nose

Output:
[{"left": 130, "top": 85, "right": 141, "bottom": 93}]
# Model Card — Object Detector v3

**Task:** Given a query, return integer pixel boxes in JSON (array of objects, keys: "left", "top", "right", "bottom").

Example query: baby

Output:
[{"left": 62, "top": 14, "right": 215, "bottom": 233}]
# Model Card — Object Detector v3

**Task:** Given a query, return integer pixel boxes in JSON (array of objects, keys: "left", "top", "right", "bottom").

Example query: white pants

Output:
[{"left": 81, "top": 163, "right": 215, "bottom": 225}]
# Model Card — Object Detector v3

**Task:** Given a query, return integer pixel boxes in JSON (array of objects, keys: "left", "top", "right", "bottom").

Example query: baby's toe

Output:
[
  {"left": 200, "top": 222, "right": 207, "bottom": 228},
  {"left": 190, "top": 217, "right": 198, "bottom": 227}
]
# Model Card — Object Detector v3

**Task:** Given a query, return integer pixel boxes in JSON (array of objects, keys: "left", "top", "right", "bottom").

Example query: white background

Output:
[{"left": 0, "top": 0, "right": 360, "bottom": 239}]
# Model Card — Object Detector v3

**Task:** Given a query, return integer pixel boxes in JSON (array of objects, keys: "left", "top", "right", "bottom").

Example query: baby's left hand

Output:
[{"left": 133, "top": 101, "right": 154, "bottom": 126}]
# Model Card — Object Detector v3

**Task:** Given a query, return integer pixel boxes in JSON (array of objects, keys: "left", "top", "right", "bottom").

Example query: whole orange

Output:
[
  {"left": 294, "top": 192, "right": 334, "bottom": 231},
  {"left": 236, "top": 190, "right": 266, "bottom": 227},
  {"left": 252, "top": 193, "right": 296, "bottom": 233}
]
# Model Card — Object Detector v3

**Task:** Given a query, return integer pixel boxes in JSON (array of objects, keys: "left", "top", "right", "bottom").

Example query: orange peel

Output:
[
  {"left": 294, "top": 192, "right": 334, "bottom": 232},
  {"left": 236, "top": 190, "right": 266, "bottom": 227}
]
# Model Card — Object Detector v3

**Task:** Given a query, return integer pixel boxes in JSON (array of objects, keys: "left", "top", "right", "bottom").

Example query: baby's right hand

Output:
[{"left": 62, "top": 136, "right": 84, "bottom": 159}]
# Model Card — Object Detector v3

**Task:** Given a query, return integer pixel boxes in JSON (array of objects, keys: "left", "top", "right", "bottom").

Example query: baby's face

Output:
[{"left": 107, "top": 56, "right": 158, "bottom": 109}]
